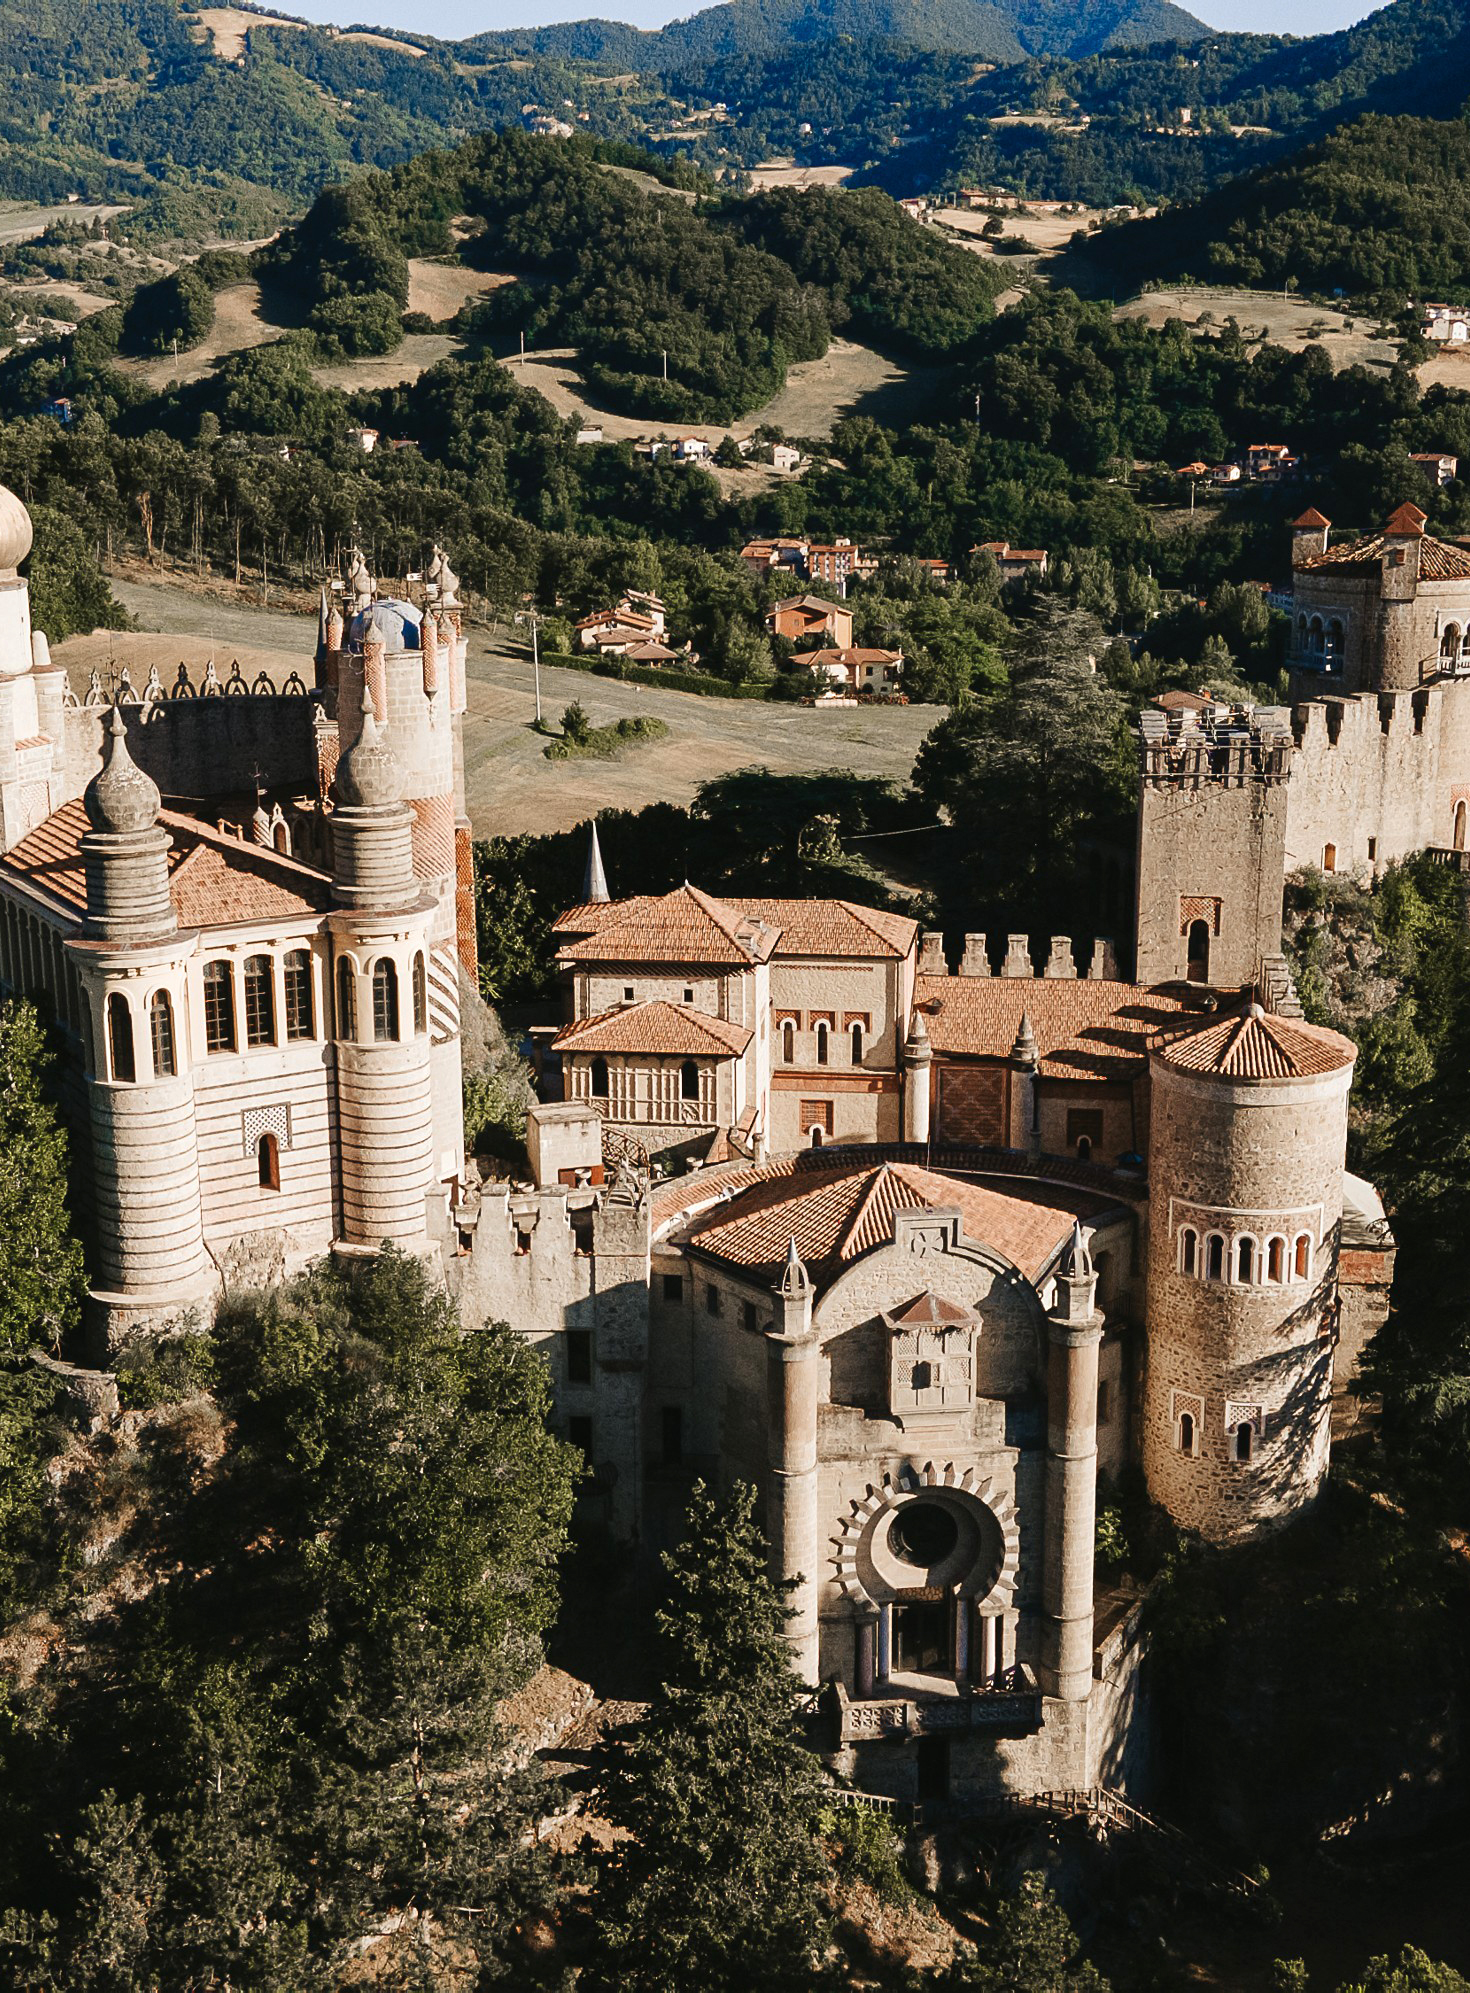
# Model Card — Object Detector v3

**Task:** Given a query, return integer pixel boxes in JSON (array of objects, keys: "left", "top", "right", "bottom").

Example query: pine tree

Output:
[
  {"left": 586, "top": 1480, "right": 832, "bottom": 1993},
  {"left": 937, "top": 1872, "right": 1110, "bottom": 1992},
  {"left": 0, "top": 1000, "right": 87, "bottom": 1356}
]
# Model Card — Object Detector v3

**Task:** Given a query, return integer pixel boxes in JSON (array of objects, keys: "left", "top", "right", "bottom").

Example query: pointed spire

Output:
[
  {"left": 583, "top": 821, "right": 609, "bottom": 903},
  {"left": 776, "top": 1235, "right": 812, "bottom": 1297},
  {"left": 1011, "top": 1010, "right": 1039, "bottom": 1066},
  {"left": 1062, "top": 1219, "right": 1093, "bottom": 1282}
]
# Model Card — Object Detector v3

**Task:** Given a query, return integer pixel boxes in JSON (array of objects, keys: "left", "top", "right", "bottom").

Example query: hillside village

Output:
[{"left": 0, "top": 2, "right": 1468, "bottom": 1990}]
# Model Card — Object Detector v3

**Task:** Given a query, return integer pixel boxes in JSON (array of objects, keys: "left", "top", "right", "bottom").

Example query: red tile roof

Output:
[
  {"left": 1297, "top": 516, "right": 1470, "bottom": 579},
  {"left": 795, "top": 646, "right": 903, "bottom": 668},
  {"left": 1295, "top": 508, "right": 1331, "bottom": 528},
  {"left": 553, "top": 1000, "right": 752, "bottom": 1057},
  {"left": 1155, "top": 1007, "right": 1355, "bottom": 1081},
  {"left": 916, "top": 975, "right": 1209, "bottom": 1080},
  {"left": 1, "top": 800, "right": 331, "bottom": 927},
  {"left": 740, "top": 897, "right": 916, "bottom": 959},
  {"left": 553, "top": 889, "right": 915, "bottom": 962},
  {"left": 679, "top": 1156, "right": 1106, "bottom": 1283}
]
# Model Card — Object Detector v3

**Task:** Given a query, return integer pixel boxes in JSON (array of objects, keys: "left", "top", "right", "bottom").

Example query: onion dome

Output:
[
  {"left": 84, "top": 704, "right": 160, "bottom": 834},
  {"left": 346, "top": 597, "right": 421, "bottom": 652},
  {"left": 335, "top": 686, "right": 401, "bottom": 809},
  {"left": 0, "top": 484, "right": 33, "bottom": 573}
]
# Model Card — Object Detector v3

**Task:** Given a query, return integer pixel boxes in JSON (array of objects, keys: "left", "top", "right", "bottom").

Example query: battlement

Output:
[
  {"left": 1137, "top": 705, "right": 1294, "bottom": 790},
  {"left": 918, "top": 931, "right": 1119, "bottom": 980}
]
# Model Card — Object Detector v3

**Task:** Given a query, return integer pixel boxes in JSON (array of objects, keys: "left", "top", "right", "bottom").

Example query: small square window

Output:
[
  {"left": 705, "top": 1283, "right": 722, "bottom": 1317},
  {"left": 683, "top": 987, "right": 695, "bottom": 1003},
  {"left": 623, "top": 986, "right": 635, "bottom": 1001},
  {"left": 742, "top": 1300, "right": 758, "bottom": 1333},
  {"left": 566, "top": 1330, "right": 592, "bottom": 1385},
  {"left": 1367, "top": 838, "right": 1378, "bottom": 862},
  {"left": 662, "top": 1272, "right": 683, "bottom": 1302}
]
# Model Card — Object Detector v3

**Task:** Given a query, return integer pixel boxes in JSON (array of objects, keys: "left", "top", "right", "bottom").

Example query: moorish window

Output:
[
  {"left": 108, "top": 993, "right": 135, "bottom": 1083},
  {"left": 243, "top": 954, "right": 275, "bottom": 1048},
  {"left": 372, "top": 958, "right": 399, "bottom": 1043},
  {"left": 203, "top": 960, "right": 236, "bottom": 1054},
  {"left": 149, "top": 990, "right": 176, "bottom": 1078},
  {"left": 283, "top": 950, "right": 314, "bottom": 1041}
]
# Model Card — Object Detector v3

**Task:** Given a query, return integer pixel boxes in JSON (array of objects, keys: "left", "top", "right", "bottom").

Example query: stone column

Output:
[
  {"left": 902, "top": 1011, "right": 932, "bottom": 1143},
  {"left": 767, "top": 1240, "right": 821, "bottom": 1684},
  {"left": 1041, "top": 1222, "right": 1103, "bottom": 1701}
]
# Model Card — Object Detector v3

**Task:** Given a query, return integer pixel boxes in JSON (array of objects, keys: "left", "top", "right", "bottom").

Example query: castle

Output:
[{"left": 0, "top": 490, "right": 1428, "bottom": 1808}]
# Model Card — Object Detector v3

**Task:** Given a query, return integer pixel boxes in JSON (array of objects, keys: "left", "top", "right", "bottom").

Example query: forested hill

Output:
[
  {"left": 467, "top": 0, "right": 1208, "bottom": 68},
  {"left": 1075, "top": 113, "right": 1470, "bottom": 302}
]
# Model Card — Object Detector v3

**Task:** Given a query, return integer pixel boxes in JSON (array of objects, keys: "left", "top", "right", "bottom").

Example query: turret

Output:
[
  {"left": 1041, "top": 1221, "right": 1102, "bottom": 1700},
  {"left": 71, "top": 706, "right": 212, "bottom": 1345},
  {"left": 767, "top": 1237, "right": 820, "bottom": 1682},
  {"left": 902, "top": 1008, "right": 931, "bottom": 1142},
  {"left": 1143, "top": 1002, "right": 1356, "bottom": 1541}
]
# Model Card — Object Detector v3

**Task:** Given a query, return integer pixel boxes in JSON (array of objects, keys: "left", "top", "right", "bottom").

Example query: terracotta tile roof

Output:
[
  {"left": 769, "top": 593, "right": 844, "bottom": 615},
  {"left": 1295, "top": 508, "right": 1331, "bottom": 528},
  {"left": 889, "top": 1291, "right": 974, "bottom": 1325},
  {"left": 741, "top": 897, "right": 917, "bottom": 959},
  {"left": 1156, "top": 1006, "right": 1355, "bottom": 1080},
  {"left": 554, "top": 888, "right": 914, "bottom": 961},
  {"left": 577, "top": 608, "right": 656, "bottom": 632},
  {"left": 1297, "top": 516, "right": 1470, "bottom": 580},
  {"left": 0, "top": 800, "right": 331, "bottom": 928},
  {"left": 794, "top": 646, "right": 903, "bottom": 668},
  {"left": 916, "top": 975, "right": 1209, "bottom": 1080},
  {"left": 680, "top": 1156, "right": 1106, "bottom": 1284},
  {"left": 553, "top": 1000, "right": 752, "bottom": 1057},
  {"left": 555, "top": 884, "right": 780, "bottom": 966}
]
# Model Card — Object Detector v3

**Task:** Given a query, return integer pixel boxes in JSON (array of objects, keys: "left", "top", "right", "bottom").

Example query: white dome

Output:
[{"left": 0, "top": 485, "right": 33, "bottom": 573}]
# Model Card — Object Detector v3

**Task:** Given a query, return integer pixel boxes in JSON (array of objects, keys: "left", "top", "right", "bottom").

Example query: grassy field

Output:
[
  {"left": 1113, "top": 286, "right": 1397, "bottom": 374},
  {"left": 74, "top": 578, "right": 936, "bottom": 838}
]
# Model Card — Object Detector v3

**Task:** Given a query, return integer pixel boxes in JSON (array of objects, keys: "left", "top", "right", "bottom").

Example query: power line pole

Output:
[{"left": 515, "top": 609, "right": 543, "bottom": 725}]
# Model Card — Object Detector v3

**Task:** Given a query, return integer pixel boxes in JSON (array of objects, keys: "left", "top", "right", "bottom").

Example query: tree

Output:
[
  {"left": 0, "top": 1001, "right": 87, "bottom": 1356},
  {"left": 936, "top": 1872, "right": 1110, "bottom": 1991},
  {"left": 586, "top": 1480, "right": 832, "bottom": 1993},
  {"left": 24, "top": 504, "right": 128, "bottom": 643},
  {"left": 914, "top": 599, "right": 1131, "bottom": 922}
]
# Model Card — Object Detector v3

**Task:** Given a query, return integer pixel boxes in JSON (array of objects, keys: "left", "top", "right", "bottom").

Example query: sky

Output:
[{"left": 285, "top": 0, "right": 1381, "bottom": 38}]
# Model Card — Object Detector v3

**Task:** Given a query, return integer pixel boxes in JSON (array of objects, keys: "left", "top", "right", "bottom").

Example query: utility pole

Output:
[
  {"left": 520, "top": 330, "right": 525, "bottom": 367},
  {"left": 515, "top": 609, "right": 543, "bottom": 726},
  {"left": 662, "top": 348, "right": 668, "bottom": 383}
]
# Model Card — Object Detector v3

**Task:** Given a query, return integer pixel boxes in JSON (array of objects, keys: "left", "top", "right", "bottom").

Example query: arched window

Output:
[
  {"left": 243, "top": 954, "right": 275, "bottom": 1047},
  {"left": 1205, "top": 1233, "right": 1225, "bottom": 1281},
  {"left": 780, "top": 1020, "right": 794, "bottom": 1064},
  {"left": 1177, "top": 1410, "right": 1196, "bottom": 1456},
  {"left": 1323, "top": 842, "right": 1337, "bottom": 873},
  {"left": 850, "top": 1021, "right": 864, "bottom": 1065},
  {"left": 1186, "top": 919, "right": 1210, "bottom": 983},
  {"left": 273, "top": 821, "right": 291, "bottom": 855},
  {"left": 149, "top": 991, "right": 176, "bottom": 1078},
  {"left": 1294, "top": 1232, "right": 1313, "bottom": 1281},
  {"left": 1455, "top": 800, "right": 1467, "bottom": 853},
  {"left": 810, "top": 1125, "right": 824, "bottom": 1148},
  {"left": 1309, "top": 615, "right": 1325, "bottom": 656},
  {"left": 371, "top": 958, "right": 399, "bottom": 1043},
  {"left": 680, "top": 1058, "right": 699, "bottom": 1101},
  {"left": 1232, "top": 1421, "right": 1253, "bottom": 1463},
  {"left": 815, "top": 1021, "right": 829, "bottom": 1067},
  {"left": 1234, "top": 1235, "right": 1257, "bottom": 1284},
  {"left": 590, "top": 1057, "right": 609, "bottom": 1099},
  {"left": 1442, "top": 624, "right": 1461, "bottom": 665},
  {"left": 257, "top": 1131, "right": 280, "bottom": 1192},
  {"left": 1326, "top": 618, "right": 1344, "bottom": 665},
  {"left": 336, "top": 957, "right": 357, "bottom": 1040},
  {"left": 203, "top": 959, "right": 236, "bottom": 1054},
  {"left": 1180, "top": 1227, "right": 1198, "bottom": 1276},
  {"left": 412, "top": 952, "right": 427, "bottom": 1035},
  {"left": 108, "top": 993, "right": 135, "bottom": 1083},
  {"left": 1267, "top": 1235, "right": 1286, "bottom": 1283},
  {"left": 283, "top": 950, "right": 313, "bottom": 1041},
  {"left": 1076, "top": 1134, "right": 1092, "bottom": 1161}
]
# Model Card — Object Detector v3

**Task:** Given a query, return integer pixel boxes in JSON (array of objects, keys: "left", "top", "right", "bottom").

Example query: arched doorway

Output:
[{"left": 1186, "top": 919, "right": 1210, "bottom": 983}]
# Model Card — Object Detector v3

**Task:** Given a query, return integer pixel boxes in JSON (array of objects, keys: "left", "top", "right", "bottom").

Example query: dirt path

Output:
[{"left": 87, "top": 579, "right": 936, "bottom": 837}]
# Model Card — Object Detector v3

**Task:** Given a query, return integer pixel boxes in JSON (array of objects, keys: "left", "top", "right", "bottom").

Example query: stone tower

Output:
[
  {"left": 0, "top": 486, "right": 69, "bottom": 849},
  {"left": 71, "top": 707, "right": 215, "bottom": 1341},
  {"left": 1142, "top": 1002, "right": 1357, "bottom": 1541},
  {"left": 329, "top": 687, "right": 439, "bottom": 1250}
]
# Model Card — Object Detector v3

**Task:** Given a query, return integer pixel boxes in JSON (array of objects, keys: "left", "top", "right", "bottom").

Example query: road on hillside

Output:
[{"left": 94, "top": 579, "right": 935, "bottom": 837}]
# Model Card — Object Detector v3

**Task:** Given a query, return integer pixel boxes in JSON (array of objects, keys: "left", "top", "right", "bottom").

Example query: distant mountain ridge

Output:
[{"left": 465, "top": 0, "right": 1212, "bottom": 70}]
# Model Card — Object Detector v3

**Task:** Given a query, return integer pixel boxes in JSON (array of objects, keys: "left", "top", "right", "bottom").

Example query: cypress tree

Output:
[{"left": 587, "top": 1479, "right": 832, "bottom": 1993}]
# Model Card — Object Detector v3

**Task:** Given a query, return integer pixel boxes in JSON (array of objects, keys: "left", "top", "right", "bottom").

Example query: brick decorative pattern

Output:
[
  {"left": 1179, "top": 895, "right": 1222, "bottom": 935},
  {"left": 934, "top": 1064, "right": 1006, "bottom": 1147},
  {"left": 407, "top": 791, "right": 455, "bottom": 882},
  {"left": 455, "top": 823, "right": 477, "bottom": 980}
]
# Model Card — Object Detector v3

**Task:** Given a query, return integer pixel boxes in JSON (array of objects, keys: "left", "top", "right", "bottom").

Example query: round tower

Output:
[
  {"left": 1142, "top": 1002, "right": 1357, "bottom": 1541},
  {"left": 329, "top": 689, "right": 438, "bottom": 1249},
  {"left": 72, "top": 707, "right": 214, "bottom": 1343}
]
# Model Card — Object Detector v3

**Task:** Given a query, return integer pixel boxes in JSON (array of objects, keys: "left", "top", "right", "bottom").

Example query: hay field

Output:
[{"left": 1114, "top": 287, "right": 1396, "bottom": 374}]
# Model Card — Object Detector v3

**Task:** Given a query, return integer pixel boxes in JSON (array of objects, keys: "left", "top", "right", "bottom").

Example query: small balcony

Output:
[{"left": 832, "top": 1666, "right": 1044, "bottom": 1745}]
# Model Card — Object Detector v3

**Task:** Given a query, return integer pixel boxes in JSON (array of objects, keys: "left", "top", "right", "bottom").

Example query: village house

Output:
[
  {"left": 973, "top": 541, "right": 1049, "bottom": 585},
  {"left": 576, "top": 592, "right": 669, "bottom": 656},
  {"left": 807, "top": 538, "right": 872, "bottom": 592},
  {"left": 771, "top": 443, "right": 803, "bottom": 473},
  {"left": 1411, "top": 451, "right": 1458, "bottom": 487},
  {"left": 740, "top": 536, "right": 810, "bottom": 579},
  {"left": 1423, "top": 304, "right": 1469, "bottom": 343},
  {"left": 915, "top": 558, "right": 952, "bottom": 584},
  {"left": 796, "top": 645, "right": 904, "bottom": 694},
  {"left": 765, "top": 594, "right": 854, "bottom": 649},
  {"left": 1247, "top": 442, "right": 1297, "bottom": 481}
]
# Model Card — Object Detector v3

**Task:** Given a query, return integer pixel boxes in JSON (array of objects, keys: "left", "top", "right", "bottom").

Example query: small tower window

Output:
[
  {"left": 203, "top": 960, "right": 236, "bottom": 1054},
  {"left": 336, "top": 957, "right": 357, "bottom": 1040},
  {"left": 1232, "top": 1421, "right": 1253, "bottom": 1463},
  {"left": 1179, "top": 1227, "right": 1198, "bottom": 1276},
  {"left": 284, "top": 950, "right": 314, "bottom": 1041},
  {"left": 1455, "top": 801, "right": 1467, "bottom": 853},
  {"left": 680, "top": 1058, "right": 699, "bottom": 1101},
  {"left": 1186, "top": 919, "right": 1211, "bottom": 983},
  {"left": 412, "top": 952, "right": 428, "bottom": 1035},
  {"left": 850, "top": 1021, "right": 864, "bottom": 1065},
  {"left": 108, "top": 993, "right": 135, "bottom": 1083},
  {"left": 1323, "top": 843, "right": 1337, "bottom": 873},
  {"left": 244, "top": 954, "right": 275, "bottom": 1047},
  {"left": 1267, "top": 1235, "right": 1286, "bottom": 1283},
  {"left": 815, "top": 1021, "right": 829, "bottom": 1066},
  {"left": 257, "top": 1131, "right": 280, "bottom": 1192},
  {"left": 1234, "top": 1235, "right": 1257, "bottom": 1285},
  {"left": 149, "top": 991, "right": 176, "bottom": 1079},
  {"left": 780, "top": 1020, "right": 794, "bottom": 1063},
  {"left": 810, "top": 1125, "right": 824, "bottom": 1148},
  {"left": 589, "top": 1056, "right": 609, "bottom": 1099},
  {"left": 1205, "top": 1233, "right": 1225, "bottom": 1281},
  {"left": 1294, "top": 1233, "right": 1313, "bottom": 1281},
  {"left": 371, "top": 958, "right": 399, "bottom": 1043},
  {"left": 1177, "top": 1410, "right": 1197, "bottom": 1456}
]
